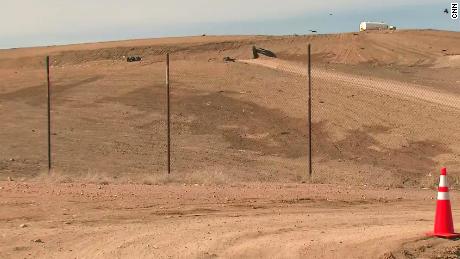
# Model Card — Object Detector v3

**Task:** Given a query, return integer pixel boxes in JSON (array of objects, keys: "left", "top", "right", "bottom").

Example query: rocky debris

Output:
[
  {"left": 223, "top": 57, "right": 236, "bottom": 62},
  {"left": 32, "top": 239, "right": 44, "bottom": 243},
  {"left": 382, "top": 252, "right": 396, "bottom": 259},
  {"left": 126, "top": 56, "right": 142, "bottom": 62}
]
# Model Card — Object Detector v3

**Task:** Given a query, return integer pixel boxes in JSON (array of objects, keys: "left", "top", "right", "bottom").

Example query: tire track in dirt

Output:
[
  {"left": 2, "top": 182, "right": 459, "bottom": 259},
  {"left": 238, "top": 58, "right": 460, "bottom": 110}
]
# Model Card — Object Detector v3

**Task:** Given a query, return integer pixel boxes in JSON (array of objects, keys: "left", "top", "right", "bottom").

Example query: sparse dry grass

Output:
[{"left": 30, "top": 168, "right": 232, "bottom": 186}]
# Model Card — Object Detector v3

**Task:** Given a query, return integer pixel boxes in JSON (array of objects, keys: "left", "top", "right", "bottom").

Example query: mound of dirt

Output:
[{"left": 384, "top": 237, "right": 460, "bottom": 259}]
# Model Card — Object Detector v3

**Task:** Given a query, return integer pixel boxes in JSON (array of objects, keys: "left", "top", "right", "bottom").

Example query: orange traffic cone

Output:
[{"left": 427, "top": 168, "right": 460, "bottom": 238}]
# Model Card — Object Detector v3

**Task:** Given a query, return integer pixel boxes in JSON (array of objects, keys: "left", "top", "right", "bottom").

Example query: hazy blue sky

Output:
[{"left": 1, "top": 0, "right": 459, "bottom": 49}]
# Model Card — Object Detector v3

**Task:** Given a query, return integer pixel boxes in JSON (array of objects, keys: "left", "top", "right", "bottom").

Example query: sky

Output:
[{"left": 0, "top": 0, "right": 459, "bottom": 49}]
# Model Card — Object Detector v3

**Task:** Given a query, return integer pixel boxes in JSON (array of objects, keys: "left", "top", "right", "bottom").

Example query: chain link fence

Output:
[{"left": 2, "top": 41, "right": 459, "bottom": 187}]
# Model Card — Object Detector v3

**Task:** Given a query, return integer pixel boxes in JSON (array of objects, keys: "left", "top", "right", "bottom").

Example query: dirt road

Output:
[
  {"left": 1, "top": 181, "right": 460, "bottom": 259},
  {"left": 239, "top": 58, "right": 460, "bottom": 110}
]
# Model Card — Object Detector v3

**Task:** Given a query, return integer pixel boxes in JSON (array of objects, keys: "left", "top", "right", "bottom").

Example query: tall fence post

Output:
[
  {"left": 46, "top": 56, "right": 52, "bottom": 172},
  {"left": 307, "top": 44, "right": 312, "bottom": 178},
  {"left": 166, "top": 53, "right": 171, "bottom": 174}
]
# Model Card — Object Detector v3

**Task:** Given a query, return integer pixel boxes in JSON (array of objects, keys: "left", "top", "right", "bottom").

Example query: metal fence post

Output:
[
  {"left": 46, "top": 56, "right": 52, "bottom": 172},
  {"left": 308, "top": 44, "right": 312, "bottom": 178},
  {"left": 166, "top": 53, "right": 171, "bottom": 174}
]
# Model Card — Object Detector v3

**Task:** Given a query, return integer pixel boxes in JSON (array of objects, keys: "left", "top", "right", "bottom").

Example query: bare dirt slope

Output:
[
  {"left": 1, "top": 30, "right": 460, "bottom": 258},
  {"left": 1, "top": 29, "right": 460, "bottom": 186}
]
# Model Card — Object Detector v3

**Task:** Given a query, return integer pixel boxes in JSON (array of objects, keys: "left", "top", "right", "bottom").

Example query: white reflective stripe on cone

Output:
[
  {"left": 439, "top": 175, "right": 448, "bottom": 187},
  {"left": 438, "top": 192, "right": 450, "bottom": 200}
]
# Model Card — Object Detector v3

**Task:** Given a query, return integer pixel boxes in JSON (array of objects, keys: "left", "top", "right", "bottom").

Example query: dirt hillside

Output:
[{"left": 1, "top": 30, "right": 460, "bottom": 187}]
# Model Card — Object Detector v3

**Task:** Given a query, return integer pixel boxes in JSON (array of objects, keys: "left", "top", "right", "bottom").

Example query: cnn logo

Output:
[{"left": 453, "top": 3, "right": 459, "bottom": 19}]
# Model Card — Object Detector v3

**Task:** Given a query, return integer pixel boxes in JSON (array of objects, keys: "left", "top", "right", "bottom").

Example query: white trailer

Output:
[{"left": 360, "top": 22, "right": 389, "bottom": 31}]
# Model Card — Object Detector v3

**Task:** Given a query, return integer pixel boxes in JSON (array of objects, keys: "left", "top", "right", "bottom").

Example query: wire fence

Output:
[
  {"left": 1, "top": 43, "right": 460, "bottom": 186},
  {"left": 311, "top": 60, "right": 460, "bottom": 188}
]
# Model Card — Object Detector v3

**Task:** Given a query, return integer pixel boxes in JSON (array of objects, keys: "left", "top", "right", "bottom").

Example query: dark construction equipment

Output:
[
  {"left": 127, "top": 56, "right": 142, "bottom": 62},
  {"left": 252, "top": 46, "right": 276, "bottom": 59}
]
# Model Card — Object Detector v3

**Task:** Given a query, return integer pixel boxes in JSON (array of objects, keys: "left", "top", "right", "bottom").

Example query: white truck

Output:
[{"left": 360, "top": 22, "right": 395, "bottom": 31}]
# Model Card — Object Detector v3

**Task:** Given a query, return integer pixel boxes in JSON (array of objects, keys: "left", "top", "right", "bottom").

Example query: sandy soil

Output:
[
  {"left": 1, "top": 181, "right": 460, "bottom": 259},
  {"left": 1, "top": 29, "right": 460, "bottom": 258}
]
